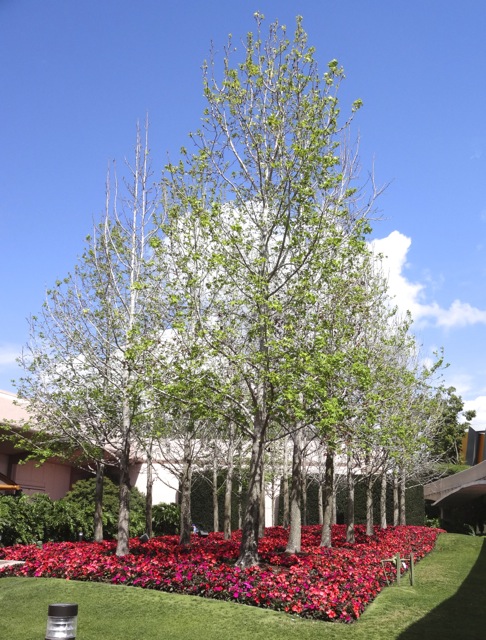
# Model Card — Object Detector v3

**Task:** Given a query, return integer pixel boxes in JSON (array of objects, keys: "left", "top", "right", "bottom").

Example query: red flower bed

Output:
[{"left": 0, "top": 525, "right": 442, "bottom": 622}]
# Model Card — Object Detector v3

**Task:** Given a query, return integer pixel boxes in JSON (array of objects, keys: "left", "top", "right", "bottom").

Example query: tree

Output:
[
  {"left": 432, "top": 387, "right": 476, "bottom": 464},
  {"left": 162, "top": 14, "right": 378, "bottom": 567},
  {"left": 17, "top": 123, "right": 162, "bottom": 555}
]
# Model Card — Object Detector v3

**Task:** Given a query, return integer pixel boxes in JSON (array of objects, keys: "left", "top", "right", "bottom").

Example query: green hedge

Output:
[
  {"left": 190, "top": 470, "right": 248, "bottom": 531},
  {"left": 191, "top": 471, "right": 424, "bottom": 530},
  {"left": 274, "top": 474, "right": 424, "bottom": 528},
  {"left": 0, "top": 477, "right": 164, "bottom": 546},
  {"left": 1, "top": 471, "right": 426, "bottom": 548}
]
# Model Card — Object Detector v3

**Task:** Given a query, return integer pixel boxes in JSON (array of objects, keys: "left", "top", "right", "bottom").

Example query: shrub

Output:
[
  {"left": 0, "top": 495, "right": 38, "bottom": 545},
  {"left": 152, "top": 502, "right": 180, "bottom": 535},
  {"left": 0, "top": 477, "right": 147, "bottom": 545},
  {"left": 0, "top": 493, "right": 84, "bottom": 545},
  {"left": 62, "top": 477, "right": 146, "bottom": 539}
]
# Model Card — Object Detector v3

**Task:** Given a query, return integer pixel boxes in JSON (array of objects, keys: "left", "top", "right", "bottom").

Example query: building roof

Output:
[{"left": 424, "top": 460, "right": 486, "bottom": 506}]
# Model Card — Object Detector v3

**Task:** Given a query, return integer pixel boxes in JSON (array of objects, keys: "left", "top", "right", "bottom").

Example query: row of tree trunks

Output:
[
  {"left": 169, "top": 437, "right": 408, "bottom": 560},
  {"left": 280, "top": 446, "right": 408, "bottom": 551}
]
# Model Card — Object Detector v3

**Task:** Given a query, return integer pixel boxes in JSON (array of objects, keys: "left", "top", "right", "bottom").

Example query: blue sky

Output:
[{"left": 1, "top": 1, "right": 486, "bottom": 427}]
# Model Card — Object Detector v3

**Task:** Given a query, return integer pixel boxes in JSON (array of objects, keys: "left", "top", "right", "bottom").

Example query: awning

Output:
[{"left": 0, "top": 471, "right": 20, "bottom": 491}]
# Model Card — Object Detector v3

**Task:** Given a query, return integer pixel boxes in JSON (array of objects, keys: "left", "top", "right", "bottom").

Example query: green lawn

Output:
[{"left": 0, "top": 533, "right": 484, "bottom": 640}]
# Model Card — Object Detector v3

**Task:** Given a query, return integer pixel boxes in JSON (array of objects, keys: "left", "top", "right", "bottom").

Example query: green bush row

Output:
[
  {"left": 190, "top": 471, "right": 249, "bottom": 531},
  {"left": 190, "top": 471, "right": 425, "bottom": 530},
  {"left": 302, "top": 476, "right": 425, "bottom": 527},
  {"left": 0, "top": 477, "right": 180, "bottom": 546}
]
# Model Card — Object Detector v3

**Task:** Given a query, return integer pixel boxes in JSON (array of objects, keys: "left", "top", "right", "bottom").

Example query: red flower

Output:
[{"left": 0, "top": 525, "right": 443, "bottom": 623}]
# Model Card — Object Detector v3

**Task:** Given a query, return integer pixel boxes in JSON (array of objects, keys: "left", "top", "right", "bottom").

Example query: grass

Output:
[{"left": 0, "top": 533, "right": 484, "bottom": 640}]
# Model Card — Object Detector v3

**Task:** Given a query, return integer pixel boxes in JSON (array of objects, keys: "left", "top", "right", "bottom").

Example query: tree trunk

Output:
[
  {"left": 236, "top": 415, "right": 265, "bottom": 568},
  {"left": 93, "top": 460, "right": 104, "bottom": 543},
  {"left": 282, "top": 435, "right": 290, "bottom": 528},
  {"left": 145, "top": 448, "right": 153, "bottom": 537},
  {"left": 213, "top": 449, "right": 219, "bottom": 532},
  {"left": 365, "top": 475, "right": 374, "bottom": 536},
  {"left": 331, "top": 480, "right": 337, "bottom": 526},
  {"left": 224, "top": 427, "right": 235, "bottom": 540},
  {"left": 380, "top": 473, "right": 387, "bottom": 530},
  {"left": 179, "top": 438, "right": 193, "bottom": 545},
  {"left": 318, "top": 482, "right": 324, "bottom": 525},
  {"left": 259, "top": 453, "right": 265, "bottom": 538},
  {"left": 302, "top": 466, "right": 308, "bottom": 526},
  {"left": 286, "top": 428, "right": 303, "bottom": 554},
  {"left": 268, "top": 456, "right": 278, "bottom": 526},
  {"left": 237, "top": 472, "right": 243, "bottom": 530},
  {"left": 320, "top": 449, "right": 334, "bottom": 548},
  {"left": 116, "top": 440, "right": 131, "bottom": 556},
  {"left": 346, "top": 448, "right": 355, "bottom": 543},
  {"left": 399, "top": 468, "right": 406, "bottom": 525},
  {"left": 318, "top": 447, "right": 324, "bottom": 525},
  {"left": 393, "top": 470, "right": 399, "bottom": 526}
]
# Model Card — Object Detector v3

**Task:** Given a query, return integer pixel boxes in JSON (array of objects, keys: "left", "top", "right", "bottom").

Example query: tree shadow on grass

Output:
[{"left": 398, "top": 537, "right": 486, "bottom": 640}]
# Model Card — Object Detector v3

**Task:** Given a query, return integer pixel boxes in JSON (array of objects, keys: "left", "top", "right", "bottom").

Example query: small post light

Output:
[
  {"left": 45, "top": 603, "right": 78, "bottom": 640},
  {"left": 77, "top": 530, "right": 83, "bottom": 543}
]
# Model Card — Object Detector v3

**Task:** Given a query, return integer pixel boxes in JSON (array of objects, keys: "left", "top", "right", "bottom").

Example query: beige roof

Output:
[
  {"left": 424, "top": 460, "right": 486, "bottom": 506},
  {"left": 0, "top": 390, "right": 30, "bottom": 424}
]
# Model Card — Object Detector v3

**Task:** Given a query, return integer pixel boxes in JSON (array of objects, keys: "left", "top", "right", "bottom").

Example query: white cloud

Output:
[
  {"left": 445, "top": 372, "right": 477, "bottom": 399},
  {"left": 370, "top": 231, "right": 486, "bottom": 329},
  {"left": 0, "top": 344, "right": 20, "bottom": 367}
]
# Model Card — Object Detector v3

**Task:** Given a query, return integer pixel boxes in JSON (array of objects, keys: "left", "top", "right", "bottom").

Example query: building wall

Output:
[
  {"left": 12, "top": 460, "right": 73, "bottom": 500},
  {"left": 130, "top": 462, "right": 179, "bottom": 505}
]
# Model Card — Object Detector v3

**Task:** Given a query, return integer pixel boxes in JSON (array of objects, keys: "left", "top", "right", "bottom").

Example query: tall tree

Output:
[
  {"left": 432, "top": 387, "right": 476, "bottom": 464},
  {"left": 17, "top": 123, "right": 161, "bottom": 555},
  {"left": 162, "top": 15, "right": 378, "bottom": 566}
]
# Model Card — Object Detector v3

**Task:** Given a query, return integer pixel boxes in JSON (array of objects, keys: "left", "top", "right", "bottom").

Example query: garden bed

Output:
[{"left": 0, "top": 525, "right": 442, "bottom": 623}]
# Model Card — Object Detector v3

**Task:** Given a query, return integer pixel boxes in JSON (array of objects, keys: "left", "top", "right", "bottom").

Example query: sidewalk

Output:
[{"left": 0, "top": 559, "right": 25, "bottom": 567}]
